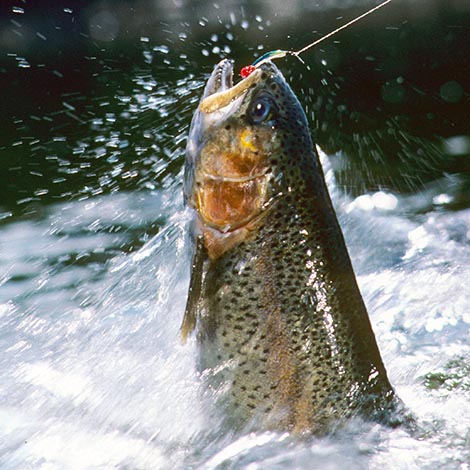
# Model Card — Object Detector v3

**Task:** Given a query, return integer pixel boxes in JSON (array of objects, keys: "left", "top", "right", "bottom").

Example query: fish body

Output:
[{"left": 182, "top": 59, "right": 400, "bottom": 434}]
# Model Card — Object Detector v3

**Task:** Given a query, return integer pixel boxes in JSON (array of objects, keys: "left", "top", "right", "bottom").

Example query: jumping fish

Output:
[{"left": 182, "top": 59, "right": 402, "bottom": 434}]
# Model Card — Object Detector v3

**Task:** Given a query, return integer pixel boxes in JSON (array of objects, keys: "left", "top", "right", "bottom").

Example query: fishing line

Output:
[{"left": 240, "top": 0, "right": 393, "bottom": 77}]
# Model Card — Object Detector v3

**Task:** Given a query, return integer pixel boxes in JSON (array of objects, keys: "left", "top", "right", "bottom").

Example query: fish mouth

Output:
[
  {"left": 202, "top": 59, "right": 234, "bottom": 99},
  {"left": 200, "top": 59, "right": 262, "bottom": 114},
  {"left": 186, "top": 59, "right": 271, "bottom": 244}
]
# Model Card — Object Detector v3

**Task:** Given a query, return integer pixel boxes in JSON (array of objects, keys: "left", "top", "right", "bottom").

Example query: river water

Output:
[{"left": 1, "top": 1, "right": 470, "bottom": 468}]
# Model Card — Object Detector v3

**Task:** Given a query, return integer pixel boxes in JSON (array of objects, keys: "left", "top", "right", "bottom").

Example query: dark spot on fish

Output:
[
  {"left": 261, "top": 72, "right": 267, "bottom": 80},
  {"left": 245, "top": 311, "right": 257, "bottom": 319}
]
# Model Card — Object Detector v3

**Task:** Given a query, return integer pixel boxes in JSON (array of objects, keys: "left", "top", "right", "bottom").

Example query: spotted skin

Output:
[{"left": 183, "top": 59, "right": 401, "bottom": 434}]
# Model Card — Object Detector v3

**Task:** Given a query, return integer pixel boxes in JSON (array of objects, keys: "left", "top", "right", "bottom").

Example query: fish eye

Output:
[{"left": 249, "top": 97, "right": 273, "bottom": 124}]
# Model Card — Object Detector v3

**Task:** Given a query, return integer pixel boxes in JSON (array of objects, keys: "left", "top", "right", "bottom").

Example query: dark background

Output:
[{"left": 1, "top": 0, "right": 470, "bottom": 217}]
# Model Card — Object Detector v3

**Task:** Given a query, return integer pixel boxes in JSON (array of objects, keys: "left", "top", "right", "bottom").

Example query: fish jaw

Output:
[{"left": 184, "top": 59, "right": 277, "bottom": 257}]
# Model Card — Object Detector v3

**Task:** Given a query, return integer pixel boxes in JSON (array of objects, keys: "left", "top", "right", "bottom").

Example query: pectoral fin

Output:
[{"left": 181, "top": 236, "right": 207, "bottom": 343}]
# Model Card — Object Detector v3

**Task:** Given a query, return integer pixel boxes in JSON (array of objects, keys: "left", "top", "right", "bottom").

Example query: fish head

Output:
[{"left": 185, "top": 58, "right": 312, "bottom": 248}]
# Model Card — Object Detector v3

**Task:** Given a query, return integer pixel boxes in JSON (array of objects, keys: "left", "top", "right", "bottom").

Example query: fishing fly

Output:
[{"left": 240, "top": 0, "right": 393, "bottom": 78}]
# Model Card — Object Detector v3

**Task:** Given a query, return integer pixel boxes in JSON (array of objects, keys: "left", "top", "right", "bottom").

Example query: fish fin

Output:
[{"left": 180, "top": 236, "right": 207, "bottom": 343}]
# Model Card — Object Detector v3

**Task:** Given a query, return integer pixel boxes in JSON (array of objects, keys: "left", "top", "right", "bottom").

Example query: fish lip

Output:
[
  {"left": 203, "top": 59, "right": 234, "bottom": 99},
  {"left": 199, "top": 60, "right": 262, "bottom": 114}
]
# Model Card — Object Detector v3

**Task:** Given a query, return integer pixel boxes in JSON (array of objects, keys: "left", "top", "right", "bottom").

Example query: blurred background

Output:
[{"left": 1, "top": 0, "right": 470, "bottom": 216}]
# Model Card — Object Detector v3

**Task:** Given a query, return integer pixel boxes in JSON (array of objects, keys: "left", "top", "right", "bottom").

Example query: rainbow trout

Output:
[{"left": 182, "top": 59, "right": 401, "bottom": 434}]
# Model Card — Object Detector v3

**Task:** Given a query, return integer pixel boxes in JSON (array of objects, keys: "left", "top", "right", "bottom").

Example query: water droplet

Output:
[
  {"left": 17, "top": 58, "right": 30, "bottom": 68},
  {"left": 153, "top": 45, "right": 169, "bottom": 54},
  {"left": 440, "top": 80, "right": 464, "bottom": 104},
  {"left": 12, "top": 6, "right": 24, "bottom": 14}
]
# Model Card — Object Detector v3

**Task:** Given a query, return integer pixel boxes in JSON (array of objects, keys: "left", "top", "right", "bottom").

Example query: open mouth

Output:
[
  {"left": 200, "top": 60, "right": 262, "bottom": 114},
  {"left": 203, "top": 59, "right": 234, "bottom": 98},
  {"left": 189, "top": 60, "right": 270, "bottom": 236}
]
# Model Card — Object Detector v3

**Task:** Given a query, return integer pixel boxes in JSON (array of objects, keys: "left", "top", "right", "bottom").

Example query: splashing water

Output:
[{"left": 1, "top": 6, "right": 470, "bottom": 469}]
